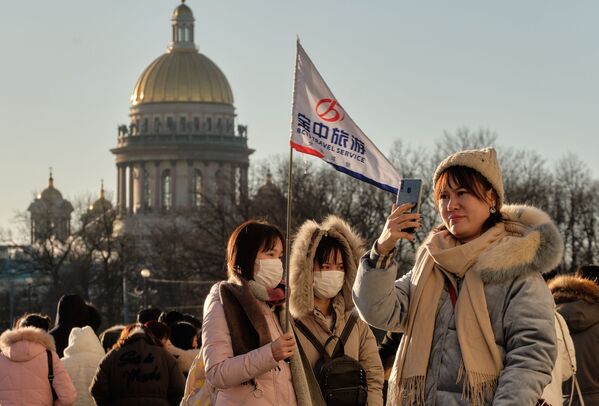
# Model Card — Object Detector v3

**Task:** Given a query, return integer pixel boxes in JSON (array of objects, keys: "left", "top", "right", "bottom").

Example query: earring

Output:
[{"left": 489, "top": 207, "right": 497, "bottom": 214}]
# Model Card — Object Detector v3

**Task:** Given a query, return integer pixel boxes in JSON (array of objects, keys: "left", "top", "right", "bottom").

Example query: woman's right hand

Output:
[
  {"left": 271, "top": 331, "right": 296, "bottom": 361},
  {"left": 376, "top": 203, "right": 421, "bottom": 255}
]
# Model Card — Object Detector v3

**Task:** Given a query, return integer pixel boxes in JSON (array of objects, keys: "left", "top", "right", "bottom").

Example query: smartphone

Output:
[{"left": 395, "top": 178, "right": 423, "bottom": 233}]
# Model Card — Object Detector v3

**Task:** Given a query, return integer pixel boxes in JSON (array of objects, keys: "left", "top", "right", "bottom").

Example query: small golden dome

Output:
[
  {"left": 173, "top": 3, "right": 193, "bottom": 19},
  {"left": 130, "top": 49, "right": 234, "bottom": 106},
  {"left": 40, "top": 174, "right": 64, "bottom": 202}
]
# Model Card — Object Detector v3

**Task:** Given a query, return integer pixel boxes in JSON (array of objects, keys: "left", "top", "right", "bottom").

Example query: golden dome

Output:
[
  {"left": 173, "top": 3, "right": 193, "bottom": 19},
  {"left": 131, "top": 49, "right": 234, "bottom": 106},
  {"left": 40, "top": 175, "right": 64, "bottom": 202}
]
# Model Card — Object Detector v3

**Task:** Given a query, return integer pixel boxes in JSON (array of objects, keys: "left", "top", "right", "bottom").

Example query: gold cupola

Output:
[{"left": 130, "top": 0, "right": 234, "bottom": 106}]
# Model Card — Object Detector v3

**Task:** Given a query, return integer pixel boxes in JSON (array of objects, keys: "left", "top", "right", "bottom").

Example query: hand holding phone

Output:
[{"left": 395, "top": 179, "right": 423, "bottom": 233}]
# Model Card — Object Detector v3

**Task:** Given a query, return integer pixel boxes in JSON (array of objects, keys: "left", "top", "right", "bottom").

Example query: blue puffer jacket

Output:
[{"left": 353, "top": 205, "right": 562, "bottom": 406}]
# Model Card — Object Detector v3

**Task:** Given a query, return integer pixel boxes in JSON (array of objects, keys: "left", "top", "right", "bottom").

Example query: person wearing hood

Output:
[
  {"left": 50, "top": 294, "right": 89, "bottom": 357},
  {"left": 549, "top": 270, "right": 599, "bottom": 406},
  {"left": 202, "top": 219, "right": 320, "bottom": 405},
  {"left": 61, "top": 326, "right": 106, "bottom": 405},
  {"left": 353, "top": 147, "right": 561, "bottom": 406},
  {"left": 90, "top": 323, "right": 185, "bottom": 406},
  {"left": 289, "top": 215, "right": 384, "bottom": 405},
  {"left": 0, "top": 325, "right": 77, "bottom": 405}
]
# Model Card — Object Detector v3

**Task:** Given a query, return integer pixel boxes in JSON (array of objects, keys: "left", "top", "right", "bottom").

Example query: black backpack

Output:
[{"left": 295, "top": 311, "right": 367, "bottom": 406}]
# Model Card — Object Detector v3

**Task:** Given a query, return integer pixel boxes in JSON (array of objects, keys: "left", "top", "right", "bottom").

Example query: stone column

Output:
[
  {"left": 118, "top": 163, "right": 127, "bottom": 215},
  {"left": 154, "top": 161, "right": 161, "bottom": 209},
  {"left": 187, "top": 160, "right": 194, "bottom": 207},
  {"left": 170, "top": 160, "right": 177, "bottom": 208},
  {"left": 128, "top": 163, "right": 134, "bottom": 214},
  {"left": 136, "top": 162, "right": 144, "bottom": 213}
]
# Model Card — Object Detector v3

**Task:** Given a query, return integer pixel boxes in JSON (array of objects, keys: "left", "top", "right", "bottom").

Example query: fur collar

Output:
[
  {"left": 549, "top": 275, "right": 599, "bottom": 304},
  {"left": 0, "top": 327, "right": 56, "bottom": 352},
  {"left": 468, "top": 204, "right": 564, "bottom": 283},
  {"left": 289, "top": 215, "right": 365, "bottom": 319}
]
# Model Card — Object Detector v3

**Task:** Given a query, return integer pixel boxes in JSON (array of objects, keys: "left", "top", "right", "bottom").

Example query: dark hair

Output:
[
  {"left": 99, "top": 324, "right": 125, "bottom": 353},
  {"left": 576, "top": 264, "right": 599, "bottom": 284},
  {"left": 145, "top": 321, "right": 171, "bottom": 342},
  {"left": 182, "top": 313, "right": 202, "bottom": 330},
  {"left": 86, "top": 303, "right": 102, "bottom": 333},
  {"left": 158, "top": 310, "right": 185, "bottom": 327},
  {"left": 314, "top": 236, "right": 346, "bottom": 268},
  {"left": 226, "top": 220, "right": 285, "bottom": 280},
  {"left": 17, "top": 313, "right": 52, "bottom": 331},
  {"left": 137, "top": 308, "right": 163, "bottom": 324},
  {"left": 170, "top": 322, "right": 198, "bottom": 350},
  {"left": 434, "top": 165, "right": 502, "bottom": 232},
  {"left": 114, "top": 323, "right": 161, "bottom": 349}
]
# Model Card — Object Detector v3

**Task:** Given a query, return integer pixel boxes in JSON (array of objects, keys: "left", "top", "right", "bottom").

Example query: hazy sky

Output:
[{"left": 1, "top": 1, "right": 598, "bottom": 235}]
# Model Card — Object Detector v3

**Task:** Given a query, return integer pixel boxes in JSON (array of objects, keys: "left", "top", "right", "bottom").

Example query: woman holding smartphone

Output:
[
  {"left": 202, "top": 220, "right": 314, "bottom": 405},
  {"left": 353, "top": 148, "right": 562, "bottom": 406}
]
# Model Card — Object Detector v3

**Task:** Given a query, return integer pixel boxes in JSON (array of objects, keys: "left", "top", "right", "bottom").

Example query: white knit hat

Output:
[{"left": 432, "top": 147, "right": 504, "bottom": 208}]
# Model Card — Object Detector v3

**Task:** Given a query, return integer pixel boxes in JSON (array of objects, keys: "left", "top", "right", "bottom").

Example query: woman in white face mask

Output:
[
  {"left": 289, "top": 215, "right": 384, "bottom": 406},
  {"left": 201, "top": 220, "right": 316, "bottom": 406}
]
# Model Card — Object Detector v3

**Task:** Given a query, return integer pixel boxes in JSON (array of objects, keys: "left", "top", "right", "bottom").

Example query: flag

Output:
[{"left": 290, "top": 40, "right": 400, "bottom": 194}]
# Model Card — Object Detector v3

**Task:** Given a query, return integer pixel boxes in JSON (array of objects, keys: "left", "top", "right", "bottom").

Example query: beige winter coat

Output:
[{"left": 290, "top": 215, "right": 384, "bottom": 406}]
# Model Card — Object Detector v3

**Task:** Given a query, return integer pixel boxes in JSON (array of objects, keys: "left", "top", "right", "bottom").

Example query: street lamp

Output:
[{"left": 140, "top": 268, "right": 151, "bottom": 309}]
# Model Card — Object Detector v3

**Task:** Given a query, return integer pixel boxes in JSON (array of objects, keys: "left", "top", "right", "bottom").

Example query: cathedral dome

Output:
[
  {"left": 130, "top": 50, "right": 234, "bottom": 106},
  {"left": 40, "top": 176, "right": 64, "bottom": 203},
  {"left": 130, "top": 1, "right": 233, "bottom": 106}
]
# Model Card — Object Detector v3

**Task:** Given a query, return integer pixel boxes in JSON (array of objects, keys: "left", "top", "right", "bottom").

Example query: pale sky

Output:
[{"left": 1, "top": 0, "right": 598, "bottom": 235}]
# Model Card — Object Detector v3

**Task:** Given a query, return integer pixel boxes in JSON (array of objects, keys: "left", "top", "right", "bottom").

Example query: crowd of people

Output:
[{"left": 0, "top": 147, "right": 598, "bottom": 405}]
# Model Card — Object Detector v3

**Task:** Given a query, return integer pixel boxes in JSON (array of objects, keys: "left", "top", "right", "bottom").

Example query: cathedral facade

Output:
[{"left": 111, "top": 1, "right": 253, "bottom": 221}]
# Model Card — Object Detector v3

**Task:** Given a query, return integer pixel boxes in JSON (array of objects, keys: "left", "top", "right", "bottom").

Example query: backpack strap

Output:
[
  {"left": 46, "top": 350, "right": 58, "bottom": 401},
  {"left": 294, "top": 319, "right": 331, "bottom": 360},
  {"left": 331, "top": 310, "right": 359, "bottom": 357}
]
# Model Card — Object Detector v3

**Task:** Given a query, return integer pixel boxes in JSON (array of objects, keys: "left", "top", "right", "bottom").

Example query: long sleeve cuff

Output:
[{"left": 369, "top": 242, "right": 396, "bottom": 270}]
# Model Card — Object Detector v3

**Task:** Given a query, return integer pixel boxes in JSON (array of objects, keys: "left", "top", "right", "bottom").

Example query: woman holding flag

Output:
[
  {"left": 201, "top": 220, "right": 317, "bottom": 405},
  {"left": 352, "top": 147, "right": 561, "bottom": 406}
]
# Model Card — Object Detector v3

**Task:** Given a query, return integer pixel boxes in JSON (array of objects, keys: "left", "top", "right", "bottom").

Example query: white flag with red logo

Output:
[{"left": 290, "top": 40, "right": 400, "bottom": 194}]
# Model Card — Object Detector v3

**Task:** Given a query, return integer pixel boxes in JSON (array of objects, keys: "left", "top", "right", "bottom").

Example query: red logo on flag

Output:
[{"left": 316, "top": 98, "right": 344, "bottom": 122}]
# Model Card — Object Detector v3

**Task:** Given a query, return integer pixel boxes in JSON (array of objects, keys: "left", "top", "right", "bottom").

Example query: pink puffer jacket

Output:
[
  {"left": 0, "top": 326, "right": 77, "bottom": 405},
  {"left": 202, "top": 283, "right": 297, "bottom": 406}
]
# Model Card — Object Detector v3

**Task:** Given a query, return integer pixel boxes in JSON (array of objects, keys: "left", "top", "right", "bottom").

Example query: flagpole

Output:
[{"left": 284, "top": 146, "right": 294, "bottom": 332}]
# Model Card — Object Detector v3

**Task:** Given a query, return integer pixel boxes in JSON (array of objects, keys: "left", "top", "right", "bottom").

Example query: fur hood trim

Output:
[
  {"left": 289, "top": 215, "right": 365, "bottom": 319},
  {"left": 427, "top": 204, "right": 563, "bottom": 284},
  {"left": 0, "top": 327, "right": 56, "bottom": 352},
  {"left": 549, "top": 275, "right": 599, "bottom": 304}
]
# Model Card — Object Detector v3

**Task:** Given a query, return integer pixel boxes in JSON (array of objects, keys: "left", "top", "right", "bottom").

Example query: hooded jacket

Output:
[
  {"left": 89, "top": 328, "right": 185, "bottom": 406},
  {"left": 550, "top": 274, "right": 599, "bottom": 406},
  {"left": 353, "top": 204, "right": 562, "bottom": 405},
  {"left": 0, "top": 326, "right": 77, "bottom": 406},
  {"left": 61, "top": 326, "right": 106, "bottom": 406},
  {"left": 50, "top": 294, "right": 89, "bottom": 357},
  {"left": 290, "top": 215, "right": 384, "bottom": 406}
]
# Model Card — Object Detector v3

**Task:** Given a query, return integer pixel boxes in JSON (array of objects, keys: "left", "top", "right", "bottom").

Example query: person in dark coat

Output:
[
  {"left": 50, "top": 294, "right": 89, "bottom": 357},
  {"left": 90, "top": 323, "right": 185, "bottom": 406},
  {"left": 549, "top": 271, "right": 599, "bottom": 406}
]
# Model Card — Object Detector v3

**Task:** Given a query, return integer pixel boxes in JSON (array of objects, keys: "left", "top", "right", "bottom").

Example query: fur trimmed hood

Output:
[
  {"left": 289, "top": 215, "right": 365, "bottom": 319},
  {"left": 549, "top": 275, "right": 599, "bottom": 305},
  {"left": 469, "top": 204, "right": 564, "bottom": 284},
  {"left": 0, "top": 327, "right": 56, "bottom": 362},
  {"left": 550, "top": 275, "right": 599, "bottom": 333}
]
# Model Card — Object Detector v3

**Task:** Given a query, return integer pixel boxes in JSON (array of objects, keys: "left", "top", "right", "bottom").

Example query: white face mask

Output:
[
  {"left": 313, "top": 270, "right": 345, "bottom": 299},
  {"left": 254, "top": 259, "right": 284, "bottom": 289}
]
